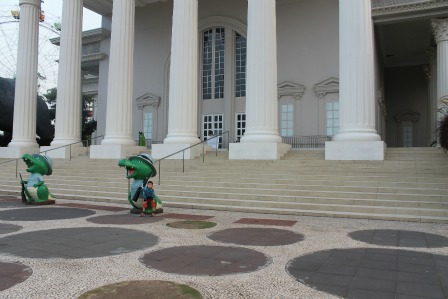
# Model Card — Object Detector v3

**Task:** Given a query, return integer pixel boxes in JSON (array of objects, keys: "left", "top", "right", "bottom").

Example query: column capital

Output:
[
  {"left": 432, "top": 18, "right": 448, "bottom": 43},
  {"left": 19, "top": 0, "right": 41, "bottom": 7}
]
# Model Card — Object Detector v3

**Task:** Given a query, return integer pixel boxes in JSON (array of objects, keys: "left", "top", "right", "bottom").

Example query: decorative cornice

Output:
[
  {"left": 313, "top": 77, "right": 339, "bottom": 98},
  {"left": 432, "top": 18, "right": 448, "bottom": 43},
  {"left": 82, "top": 53, "right": 107, "bottom": 63},
  {"left": 394, "top": 110, "right": 420, "bottom": 123},
  {"left": 50, "top": 28, "right": 111, "bottom": 46},
  {"left": 372, "top": 0, "right": 448, "bottom": 17},
  {"left": 199, "top": 16, "right": 247, "bottom": 36},
  {"left": 277, "top": 81, "right": 305, "bottom": 100},
  {"left": 136, "top": 92, "right": 161, "bottom": 109}
]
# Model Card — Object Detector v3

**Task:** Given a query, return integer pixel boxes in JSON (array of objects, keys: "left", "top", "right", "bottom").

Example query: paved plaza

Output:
[{"left": 0, "top": 194, "right": 447, "bottom": 298}]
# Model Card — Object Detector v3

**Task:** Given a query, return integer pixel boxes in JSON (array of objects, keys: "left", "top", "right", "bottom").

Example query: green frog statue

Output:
[
  {"left": 20, "top": 153, "right": 56, "bottom": 204},
  {"left": 118, "top": 154, "right": 163, "bottom": 215}
]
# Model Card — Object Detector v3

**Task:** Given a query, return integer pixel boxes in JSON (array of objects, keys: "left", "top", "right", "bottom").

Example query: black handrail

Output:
[
  {"left": 155, "top": 131, "right": 230, "bottom": 185},
  {"left": 0, "top": 135, "right": 104, "bottom": 178}
]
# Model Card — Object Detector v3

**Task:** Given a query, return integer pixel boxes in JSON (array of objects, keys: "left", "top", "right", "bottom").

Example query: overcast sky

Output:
[{"left": 2, "top": 0, "right": 102, "bottom": 31}]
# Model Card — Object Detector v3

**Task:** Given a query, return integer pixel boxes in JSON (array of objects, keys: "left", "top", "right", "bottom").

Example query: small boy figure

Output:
[{"left": 141, "top": 180, "right": 156, "bottom": 217}]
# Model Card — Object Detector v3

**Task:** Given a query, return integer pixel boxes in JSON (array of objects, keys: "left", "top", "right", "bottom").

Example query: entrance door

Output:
[
  {"left": 235, "top": 112, "right": 246, "bottom": 142},
  {"left": 203, "top": 114, "right": 223, "bottom": 148}
]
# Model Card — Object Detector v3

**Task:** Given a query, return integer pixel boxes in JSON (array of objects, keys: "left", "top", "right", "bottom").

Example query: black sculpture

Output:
[{"left": 0, "top": 77, "right": 54, "bottom": 146}]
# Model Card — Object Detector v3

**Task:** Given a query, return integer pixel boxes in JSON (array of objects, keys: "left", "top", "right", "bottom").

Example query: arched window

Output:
[
  {"left": 200, "top": 17, "right": 247, "bottom": 101},
  {"left": 202, "top": 27, "right": 225, "bottom": 100}
]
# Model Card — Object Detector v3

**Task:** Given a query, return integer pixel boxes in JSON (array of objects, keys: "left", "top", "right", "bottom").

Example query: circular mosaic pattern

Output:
[
  {"left": 348, "top": 229, "right": 448, "bottom": 248},
  {"left": 0, "top": 227, "right": 159, "bottom": 259},
  {"left": 286, "top": 248, "right": 448, "bottom": 299},
  {"left": 78, "top": 280, "right": 203, "bottom": 299},
  {"left": 166, "top": 220, "right": 217, "bottom": 229},
  {"left": 208, "top": 227, "right": 304, "bottom": 246},
  {"left": 86, "top": 214, "right": 164, "bottom": 225},
  {"left": 0, "top": 207, "right": 96, "bottom": 221},
  {"left": 0, "top": 223, "right": 22, "bottom": 234},
  {"left": 140, "top": 245, "right": 270, "bottom": 276},
  {"left": 0, "top": 261, "right": 32, "bottom": 291}
]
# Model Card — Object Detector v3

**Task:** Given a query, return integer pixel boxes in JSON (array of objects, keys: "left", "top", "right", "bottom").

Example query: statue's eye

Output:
[
  {"left": 36, "top": 157, "right": 40, "bottom": 159},
  {"left": 139, "top": 161, "right": 142, "bottom": 163}
]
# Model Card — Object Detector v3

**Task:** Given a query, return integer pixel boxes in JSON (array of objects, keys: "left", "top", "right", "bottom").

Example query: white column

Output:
[
  {"left": 325, "top": 0, "right": 384, "bottom": 160},
  {"left": 151, "top": 0, "right": 200, "bottom": 159},
  {"left": 432, "top": 19, "right": 448, "bottom": 126},
  {"left": 163, "top": 0, "right": 199, "bottom": 145},
  {"left": 101, "top": 0, "right": 136, "bottom": 146},
  {"left": 229, "top": 0, "right": 290, "bottom": 160},
  {"left": 8, "top": 0, "right": 41, "bottom": 149},
  {"left": 241, "top": 0, "right": 282, "bottom": 144},
  {"left": 50, "top": 0, "right": 83, "bottom": 147},
  {"left": 333, "top": 0, "right": 380, "bottom": 142}
]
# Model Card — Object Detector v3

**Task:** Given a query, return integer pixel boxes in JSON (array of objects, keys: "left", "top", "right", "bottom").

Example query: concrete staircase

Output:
[{"left": 0, "top": 147, "right": 447, "bottom": 223}]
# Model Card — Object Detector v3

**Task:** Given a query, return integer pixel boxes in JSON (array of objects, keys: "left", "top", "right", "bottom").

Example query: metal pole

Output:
[
  {"left": 15, "top": 159, "right": 18, "bottom": 178},
  {"left": 158, "top": 161, "right": 161, "bottom": 185},
  {"left": 69, "top": 144, "right": 72, "bottom": 161},
  {"left": 202, "top": 141, "right": 205, "bottom": 163},
  {"left": 182, "top": 151, "right": 185, "bottom": 173},
  {"left": 215, "top": 136, "right": 218, "bottom": 156}
]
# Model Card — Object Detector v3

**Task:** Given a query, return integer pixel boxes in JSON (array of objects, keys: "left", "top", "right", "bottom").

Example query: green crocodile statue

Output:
[
  {"left": 118, "top": 154, "right": 163, "bottom": 214},
  {"left": 20, "top": 153, "right": 55, "bottom": 203}
]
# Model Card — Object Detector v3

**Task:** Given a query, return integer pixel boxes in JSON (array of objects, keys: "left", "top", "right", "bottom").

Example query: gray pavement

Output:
[{"left": 0, "top": 195, "right": 447, "bottom": 298}]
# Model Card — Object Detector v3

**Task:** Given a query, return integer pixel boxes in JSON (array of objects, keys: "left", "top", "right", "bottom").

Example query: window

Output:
[
  {"left": 281, "top": 104, "right": 294, "bottom": 136},
  {"left": 202, "top": 28, "right": 225, "bottom": 100},
  {"left": 235, "top": 33, "right": 246, "bottom": 97},
  {"left": 143, "top": 112, "right": 153, "bottom": 139},
  {"left": 326, "top": 101, "right": 339, "bottom": 136},
  {"left": 235, "top": 113, "right": 246, "bottom": 141},
  {"left": 203, "top": 114, "right": 223, "bottom": 148},
  {"left": 403, "top": 124, "right": 413, "bottom": 147}
]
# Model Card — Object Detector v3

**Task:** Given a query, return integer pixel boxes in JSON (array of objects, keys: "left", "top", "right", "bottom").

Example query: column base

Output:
[
  {"left": 325, "top": 141, "right": 386, "bottom": 160},
  {"left": 0, "top": 146, "right": 40, "bottom": 158},
  {"left": 40, "top": 146, "right": 88, "bottom": 159},
  {"left": 229, "top": 142, "right": 291, "bottom": 160},
  {"left": 151, "top": 143, "right": 203, "bottom": 160},
  {"left": 89, "top": 145, "right": 146, "bottom": 159}
]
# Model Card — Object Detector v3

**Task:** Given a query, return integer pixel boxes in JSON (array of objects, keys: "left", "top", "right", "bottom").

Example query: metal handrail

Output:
[
  {"left": 155, "top": 131, "right": 230, "bottom": 185},
  {"left": 0, "top": 135, "right": 104, "bottom": 178}
]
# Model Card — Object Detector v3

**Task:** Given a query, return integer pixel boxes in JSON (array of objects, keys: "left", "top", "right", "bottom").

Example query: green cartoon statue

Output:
[
  {"left": 118, "top": 154, "right": 163, "bottom": 214},
  {"left": 20, "top": 153, "right": 55, "bottom": 204}
]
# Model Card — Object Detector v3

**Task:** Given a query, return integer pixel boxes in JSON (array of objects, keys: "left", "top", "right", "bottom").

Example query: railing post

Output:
[
  {"left": 202, "top": 141, "right": 205, "bottom": 163},
  {"left": 15, "top": 159, "right": 18, "bottom": 178},
  {"left": 215, "top": 136, "right": 218, "bottom": 157},
  {"left": 69, "top": 144, "right": 72, "bottom": 161},
  {"left": 158, "top": 161, "right": 161, "bottom": 185},
  {"left": 182, "top": 150, "right": 185, "bottom": 173}
]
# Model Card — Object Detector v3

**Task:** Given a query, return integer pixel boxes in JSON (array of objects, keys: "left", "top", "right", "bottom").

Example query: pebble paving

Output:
[
  {"left": 86, "top": 214, "right": 164, "bottom": 225},
  {"left": 207, "top": 227, "right": 305, "bottom": 246},
  {"left": 0, "top": 223, "right": 22, "bottom": 234},
  {"left": 0, "top": 227, "right": 159, "bottom": 259},
  {"left": 0, "top": 261, "right": 32, "bottom": 291},
  {"left": 0, "top": 197, "right": 447, "bottom": 298},
  {"left": 0, "top": 207, "right": 96, "bottom": 221},
  {"left": 286, "top": 248, "right": 448, "bottom": 299},
  {"left": 140, "top": 245, "right": 270, "bottom": 276},
  {"left": 348, "top": 229, "right": 448, "bottom": 248}
]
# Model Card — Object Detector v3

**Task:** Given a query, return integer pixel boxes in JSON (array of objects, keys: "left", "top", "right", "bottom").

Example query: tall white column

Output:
[
  {"left": 229, "top": 0, "right": 291, "bottom": 160},
  {"left": 432, "top": 19, "right": 448, "bottom": 126},
  {"left": 8, "top": 0, "right": 41, "bottom": 148},
  {"left": 325, "top": 0, "right": 384, "bottom": 160},
  {"left": 151, "top": 0, "right": 201, "bottom": 159},
  {"left": 51, "top": 0, "right": 83, "bottom": 146},
  {"left": 163, "top": 0, "right": 199, "bottom": 145},
  {"left": 333, "top": 0, "right": 380, "bottom": 142},
  {"left": 101, "top": 0, "right": 136, "bottom": 146},
  {"left": 241, "top": 0, "right": 282, "bottom": 143}
]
